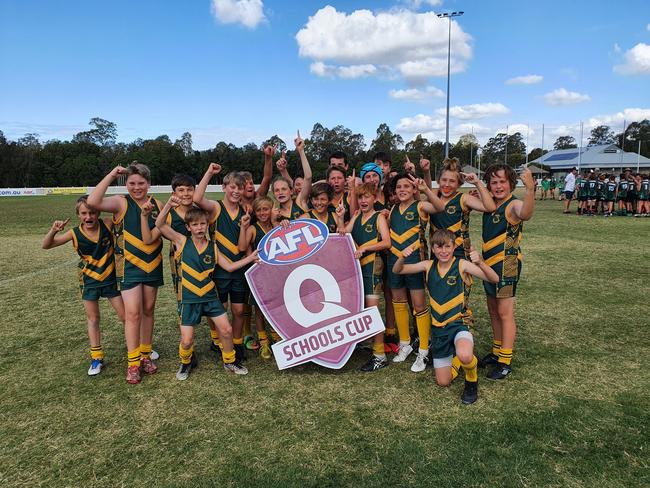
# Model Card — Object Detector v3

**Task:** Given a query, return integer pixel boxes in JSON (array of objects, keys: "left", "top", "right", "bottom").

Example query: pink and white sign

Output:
[{"left": 246, "top": 219, "right": 385, "bottom": 370}]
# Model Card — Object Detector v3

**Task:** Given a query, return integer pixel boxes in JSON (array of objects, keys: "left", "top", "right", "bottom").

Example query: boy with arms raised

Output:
[
  {"left": 393, "top": 229, "right": 498, "bottom": 404},
  {"left": 387, "top": 172, "right": 445, "bottom": 372},
  {"left": 271, "top": 132, "right": 313, "bottom": 224},
  {"left": 88, "top": 163, "right": 162, "bottom": 384},
  {"left": 194, "top": 166, "right": 250, "bottom": 360},
  {"left": 337, "top": 183, "right": 391, "bottom": 371},
  {"left": 155, "top": 197, "right": 257, "bottom": 379},
  {"left": 42, "top": 196, "right": 125, "bottom": 376},
  {"left": 480, "top": 165, "right": 535, "bottom": 380}
]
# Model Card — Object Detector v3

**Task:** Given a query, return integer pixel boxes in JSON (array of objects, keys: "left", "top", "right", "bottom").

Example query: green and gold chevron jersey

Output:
[
  {"left": 167, "top": 207, "right": 191, "bottom": 292},
  {"left": 251, "top": 221, "right": 271, "bottom": 250},
  {"left": 71, "top": 220, "right": 116, "bottom": 289},
  {"left": 426, "top": 257, "right": 468, "bottom": 327},
  {"left": 211, "top": 200, "right": 245, "bottom": 280},
  {"left": 351, "top": 212, "right": 381, "bottom": 275},
  {"left": 604, "top": 182, "right": 617, "bottom": 200},
  {"left": 482, "top": 194, "right": 523, "bottom": 282},
  {"left": 175, "top": 237, "right": 218, "bottom": 304},
  {"left": 279, "top": 200, "right": 306, "bottom": 221},
  {"left": 112, "top": 195, "right": 163, "bottom": 283},
  {"left": 306, "top": 209, "right": 338, "bottom": 233},
  {"left": 429, "top": 192, "right": 471, "bottom": 258},
  {"left": 388, "top": 201, "right": 429, "bottom": 264}
]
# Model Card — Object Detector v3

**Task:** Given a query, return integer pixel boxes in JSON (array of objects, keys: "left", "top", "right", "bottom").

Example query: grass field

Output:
[{"left": 1, "top": 193, "right": 649, "bottom": 487}]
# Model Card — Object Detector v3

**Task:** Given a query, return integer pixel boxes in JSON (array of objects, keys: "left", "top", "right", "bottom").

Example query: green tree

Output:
[
  {"left": 174, "top": 132, "right": 194, "bottom": 157},
  {"left": 588, "top": 125, "right": 615, "bottom": 146},
  {"left": 73, "top": 117, "right": 117, "bottom": 146},
  {"left": 553, "top": 135, "right": 577, "bottom": 150},
  {"left": 369, "top": 123, "right": 403, "bottom": 156}
]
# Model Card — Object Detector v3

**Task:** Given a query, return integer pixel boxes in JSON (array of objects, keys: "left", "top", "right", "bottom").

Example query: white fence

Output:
[{"left": 0, "top": 185, "right": 226, "bottom": 197}]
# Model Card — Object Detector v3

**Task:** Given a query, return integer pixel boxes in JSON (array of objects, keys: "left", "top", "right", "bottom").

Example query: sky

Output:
[{"left": 1, "top": 0, "right": 649, "bottom": 151}]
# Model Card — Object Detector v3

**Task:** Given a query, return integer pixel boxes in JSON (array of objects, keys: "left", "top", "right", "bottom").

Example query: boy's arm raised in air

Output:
[
  {"left": 460, "top": 247, "right": 499, "bottom": 283},
  {"left": 392, "top": 246, "right": 429, "bottom": 275},
  {"left": 276, "top": 153, "right": 293, "bottom": 186},
  {"left": 509, "top": 168, "right": 536, "bottom": 222},
  {"left": 238, "top": 211, "right": 253, "bottom": 252},
  {"left": 217, "top": 250, "right": 259, "bottom": 272},
  {"left": 408, "top": 174, "right": 445, "bottom": 213},
  {"left": 140, "top": 197, "right": 162, "bottom": 244},
  {"left": 257, "top": 144, "right": 277, "bottom": 197},
  {"left": 295, "top": 131, "right": 313, "bottom": 210},
  {"left": 460, "top": 172, "right": 497, "bottom": 212},
  {"left": 193, "top": 163, "right": 222, "bottom": 221},
  {"left": 87, "top": 166, "right": 127, "bottom": 215},
  {"left": 155, "top": 196, "right": 186, "bottom": 250},
  {"left": 42, "top": 218, "right": 73, "bottom": 249}
]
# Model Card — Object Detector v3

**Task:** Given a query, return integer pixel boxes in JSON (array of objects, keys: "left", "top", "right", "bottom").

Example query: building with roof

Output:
[{"left": 530, "top": 144, "right": 650, "bottom": 176}]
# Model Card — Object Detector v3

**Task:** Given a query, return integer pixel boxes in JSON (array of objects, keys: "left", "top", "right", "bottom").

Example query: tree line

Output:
[{"left": 1, "top": 118, "right": 648, "bottom": 187}]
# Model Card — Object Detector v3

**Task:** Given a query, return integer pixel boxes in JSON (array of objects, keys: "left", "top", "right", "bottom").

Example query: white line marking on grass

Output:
[{"left": 0, "top": 258, "right": 78, "bottom": 286}]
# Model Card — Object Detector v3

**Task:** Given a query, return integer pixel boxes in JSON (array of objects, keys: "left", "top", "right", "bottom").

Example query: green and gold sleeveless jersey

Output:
[
  {"left": 482, "top": 194, "right": 523, "bottom": 283},
  {"left": 166, "top": 207, "right": 191, "bottom": 293},
  {"left": 429, "top": 192, "right": 471, "bottom": 258},
  {"left": 175, "top": 237, "right": 218, "bottom": 304},
  {"left": 426, "top": 257, "right": 467, "bottom": 327},
  {"left": 306, "top": 209, "right": 338, "bottom": 233},
  {"left": 388, "top": 200, "right": 428, "bottom": 265},
  {"left": 251, "top": 221, "right": 271, "bottom": 250},
  {"left": 351, "top": 212, "right": 381, "bottom": 275},
  {"left": 71, "top": 219, "right": 116, "bottom": 289},
  {"left": 279, "top": 200, "right": 306, "bottom": 221},
  {"left": 112, "top": 194, "right": 163, "bottom": 284},
  {"left": 212, "top": 200, "right": 245, "bottom": 280}
]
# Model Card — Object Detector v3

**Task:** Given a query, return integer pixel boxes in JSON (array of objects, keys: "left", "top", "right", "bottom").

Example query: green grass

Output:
[{"left": 1, "top": 194, "right": 648, "bottom": 487}]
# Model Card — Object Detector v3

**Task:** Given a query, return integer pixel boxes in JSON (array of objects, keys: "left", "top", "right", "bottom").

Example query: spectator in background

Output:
[{"left": 563, "top": 167, "right": 578, "bottom": 214}]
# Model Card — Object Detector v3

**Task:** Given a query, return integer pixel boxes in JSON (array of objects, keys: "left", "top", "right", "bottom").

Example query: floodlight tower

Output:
[{"left": 437, "top": 10, "right": 464, "bottom": 159}]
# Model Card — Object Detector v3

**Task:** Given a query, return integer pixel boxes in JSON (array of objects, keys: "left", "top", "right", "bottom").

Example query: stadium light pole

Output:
[{"left": 438, "top": 11, "right": 464, "bottom": 159}]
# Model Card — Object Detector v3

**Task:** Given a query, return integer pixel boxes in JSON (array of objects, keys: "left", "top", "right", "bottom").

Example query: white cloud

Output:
[
  {"left": 505, "top": 74, "right": 543, "bottom": 85},
  {"left": 543, "top": 88, "right": 590, "bottom": 106},
  {"left": 403, "top": 0, "right": 443, "bottom": 8},
  {"left": 505, "top": 124, "right": 535, "bottom": 137},
  {"left": 435, "top": 102, "right": 510, "bottom": 120},
  {"left": 296, "top": 6, "right": 472, "bottom": 83},
  {"left": 613, "top": 43, "right": 650, "bottom": 75},
  {"left": 389, "top": 86, "right": 444, "bottom": 101},
  {"left": 587, "top": 108, "right": 650, "bottom": 128},
  {"left": 210, "top": 0, "right": 266, "bottom": 29},
  {"left": 397, "top": 114, "right": 446, "bottom": 133},
  {"left": 310, "top": 62, "right": 377, "bottom": 79}
]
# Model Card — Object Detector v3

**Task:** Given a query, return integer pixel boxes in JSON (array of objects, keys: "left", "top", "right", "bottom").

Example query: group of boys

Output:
[
  {"left": 44, "top": 133, "right": 536, "bottom": 405},
  {"left": 564, "top": 167, "right": 650, "bottom": 216}
]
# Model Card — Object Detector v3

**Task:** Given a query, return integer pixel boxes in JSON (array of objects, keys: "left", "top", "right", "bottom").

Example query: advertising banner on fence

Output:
[{"left": 245, "top": 219, "right": 385, "bottom": 370}]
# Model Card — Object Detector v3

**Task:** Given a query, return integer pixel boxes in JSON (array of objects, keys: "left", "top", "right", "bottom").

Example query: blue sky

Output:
[{"left": 1, "top": 0, "right": 649, "bottom": 151}]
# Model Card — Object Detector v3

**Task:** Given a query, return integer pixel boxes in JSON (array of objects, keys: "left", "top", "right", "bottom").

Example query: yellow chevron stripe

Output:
[
  {"left": 82, "top": 248, "right": 114, "bottom": 267},
  {"left": 124, "top": 230, "right": 161, "bottom": 254},
  {"left": 360, "top": 254, "right": 375, "bottom": 267},
  {"left": 83, "top": 262, "right": 115, "bottom": 281},
  {"left": 432, "top": 311, "right": 464, "bottom": 328},
  {"left": 125, "top": 251, "right": 162, "bottom": 273},
  {"left": 429, "top": 292, "right": 464, "bottom": 315},
  {"left": 390, "top": 241, "right": 421, "bottom": 258},
  {"left": 484, "top": 251, "right": 522, "bottom": 267},
  {"left": 448, "top": 221, "right": 462, "bottom": 233},
  {"left": 390, "top": 226, "right": 420, "bottom": 244},
  {"left": 181, "top": 278, "right": 215, "bottom": 297},
  {"left": 358, "top": 237, "right": 378, "bottom": 249},
  {"left": 181, "top": 262, "right": 213, "bottom": 281},
  {"left": 482, "top": 233, "right": 506, "bottom": 252},
  {"left": 454, "top": 236, "right": 463, "bottom": 246},
  {"left": 215, "top": 231, "right": 241, "bottom": 255}
]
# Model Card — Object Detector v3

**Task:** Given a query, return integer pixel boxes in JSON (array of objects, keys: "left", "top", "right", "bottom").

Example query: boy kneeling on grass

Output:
[
  {"left": 152, "top": 196, "right": 259, "bottom": 380},
  {"left": 42, "top": 196, "right": 126, "bottom": 376},
  {"left": 392, "top": 229, "right": 498, "bottom": 404}
]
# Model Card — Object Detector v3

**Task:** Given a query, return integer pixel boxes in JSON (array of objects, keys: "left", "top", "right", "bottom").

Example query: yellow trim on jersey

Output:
[
  {"left": 357, "top": 237, "right": 378, "bottom": 250},
  {"left": 81, "top": 248, "right": 114, "bottom": 267},
  {"left": 390, "top": 241, "right": 420, "bottom": 258},
  {"left": 78, "top": 225, "right": 99, "bottom": 243},
  {"left": 429, "top": 292, "right": 464, "bottom": 315},
  {"left": 390, "top": 226, "right": 420, "bottom": 244},
  {"left": 181, "top": 278, "right": 215, "bottom": 297},
  {"left": 83, "top": 262, "right": 115, "bottom": 282},
  {"left": 484, "top": 251, "right": 523, "bottom": 267},
  {"left": 447, "top": 220, "right": 462, "bottom": 233},
  {"left": 112, "top": 196, "right": 128, "bottom": 224},
  {"left": 431, "top": 311, "right": 464, "bottom": 328},
  {"left": 124, "top": 230, "right": 161, "bottom": 254},
  {"left": 181, "top": 262, "right": 213, "bottom": 281},
  {"left": 436, "top": 257, "right": 455, "bottom": 278},
  {"left": 482, "top": 233, "right": 506, "bottom": 253},
  {"left": 125, "top": 251, "right": 162, "bottom": 272},
  {"left": 459, "top": 193, "right": 468, "bottom": 212},
  {"left": 360, "top": 254, "right": 375, "bottom": 267},
  {"left": 71, "top": 231, "right": 79, "bottom": 251},
  {"left": 215, "top": 231, "right": 241, "bottom": 255}
]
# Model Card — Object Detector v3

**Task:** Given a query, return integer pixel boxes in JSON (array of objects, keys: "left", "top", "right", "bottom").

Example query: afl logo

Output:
[{"left": 257, "top": 219, "right": 329, "bottom": 265}]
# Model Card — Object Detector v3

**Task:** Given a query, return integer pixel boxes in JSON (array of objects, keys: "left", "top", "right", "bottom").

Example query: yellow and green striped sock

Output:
[
  {"left": 127, "top": 348, "right": 141, "bottom": 368},
  {"left": 90, "top": 345, "right": 104, "bottom": 361},
  {"left": 179, "top": 343, "right": 193, "bottom": 365}
]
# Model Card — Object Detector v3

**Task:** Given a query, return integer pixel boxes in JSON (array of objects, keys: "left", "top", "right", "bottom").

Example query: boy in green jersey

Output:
[
  {"left": 155, "top": 197, "right": 258, "bottom": 379},
  {"left": 393, "top": 229, "right": 498, "bottom": 404},
  {"left": 42, "top": 196, "right": 125, "bottom": 376}
]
